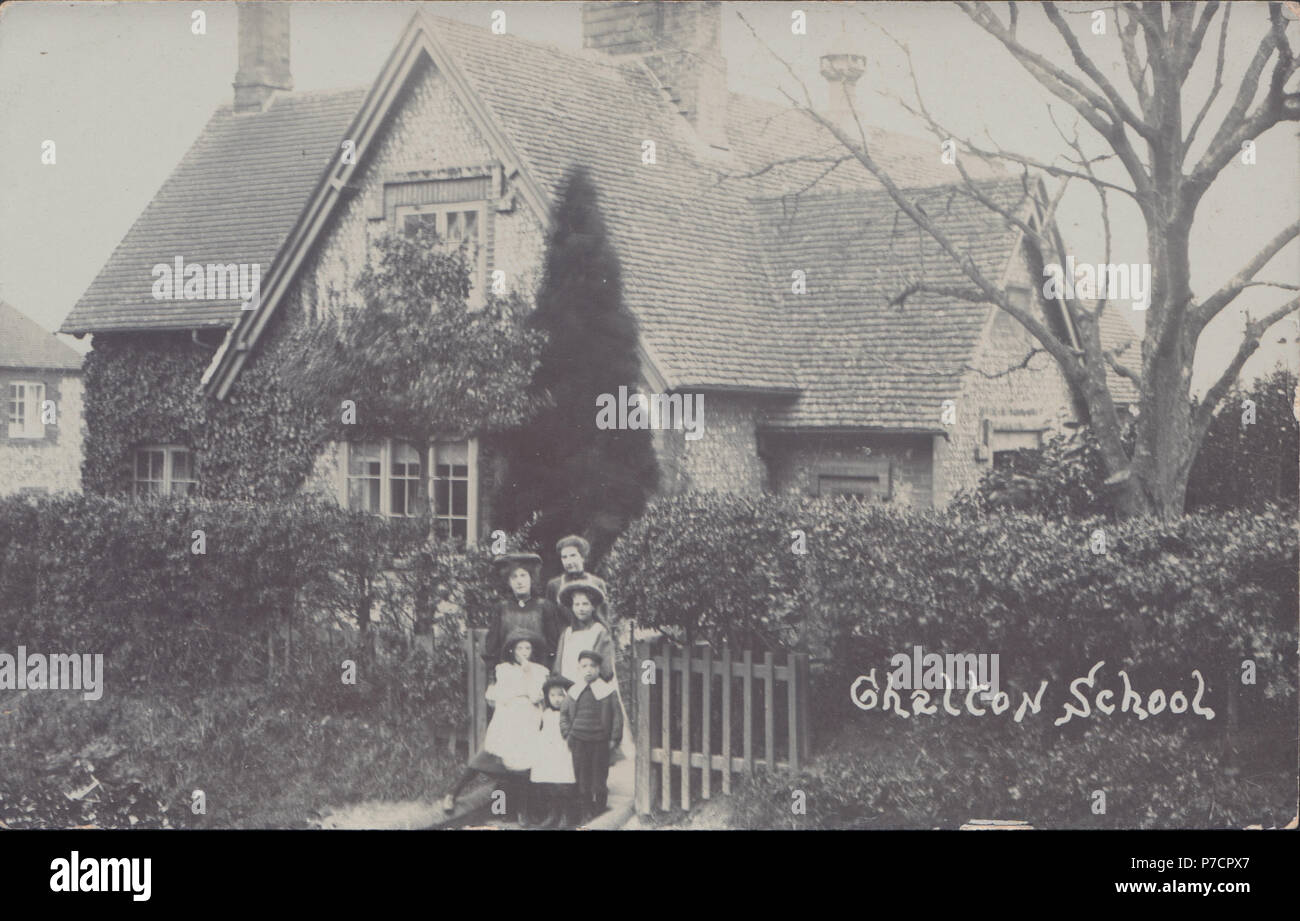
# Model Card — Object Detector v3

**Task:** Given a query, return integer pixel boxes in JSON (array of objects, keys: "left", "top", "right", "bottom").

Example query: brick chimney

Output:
[
  {"left": 233, "top": 1, "right": 293, "bottom": 113},
  {"left": 820, "top": 23, "right": 866, "bottom": 136},
  {"left": 583, "top": 1, "right": 729, "bottom": 149}
]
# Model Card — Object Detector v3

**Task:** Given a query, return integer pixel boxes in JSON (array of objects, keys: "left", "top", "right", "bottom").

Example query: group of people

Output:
[{"left": 440, "top": 535, "right": 627, "bottom": 828}]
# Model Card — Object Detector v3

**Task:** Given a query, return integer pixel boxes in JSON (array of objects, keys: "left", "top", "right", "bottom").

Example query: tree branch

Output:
[
  {"left": 957, "top": 1, "right": 1156, "bottom": 204},
  {"left": 1192, "top": 294, "right": 1300, "bottom": 439},
  {"left": 1184, "top": 1, "right": 1232, "bottom": 153},
  {"left": 1192, "top": 218, "right": 1300, "bottom": 333},
  {"left": 1042, "top": 2, "right": 1159, "bottom": 143}
]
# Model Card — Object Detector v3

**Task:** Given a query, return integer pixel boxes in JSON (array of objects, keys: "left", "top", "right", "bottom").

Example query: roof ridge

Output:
[{"left": 420, "top": 12, "right": 635, "bottom": 76}]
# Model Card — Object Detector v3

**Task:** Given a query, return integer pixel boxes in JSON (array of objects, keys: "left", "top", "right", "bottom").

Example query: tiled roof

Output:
[
  {"left": 62, "top": 11, "right": 1049, "bottom": 426},
  {"left": 0, "top": 300, "right": 83, "bottom": 372},
  {"left": 60, "top": 88, "right": 368, "bottom": 334},
  {"left": 437, "top": 17, "right": 796, "bottom": 391},
  {"left": 751, "top": 179, "right": 1032, "bottom": 430}
]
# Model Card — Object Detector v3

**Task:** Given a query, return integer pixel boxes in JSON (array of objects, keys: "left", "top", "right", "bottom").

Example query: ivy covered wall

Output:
[{"left": 81, "top": 315, "right": 328, "bottom": 499}]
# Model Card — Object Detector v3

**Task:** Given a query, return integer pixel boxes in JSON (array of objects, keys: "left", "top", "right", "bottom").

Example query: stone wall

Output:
[
  {"left": 653, "top": 393, "right": 767, "bottom": 495},
  {"left": 935, "top": 254, "right": 1077, "bottom": 504},
  {"left": 0, "top": 370, "right": 83, "bottom": 495}
]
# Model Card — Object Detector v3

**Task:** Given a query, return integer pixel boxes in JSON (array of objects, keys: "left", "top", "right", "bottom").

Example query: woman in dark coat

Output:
[{"left": 484, "top": 552, "right": 564, "bottom": 673}]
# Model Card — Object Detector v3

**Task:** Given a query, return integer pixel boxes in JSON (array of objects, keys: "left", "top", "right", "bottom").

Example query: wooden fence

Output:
[
  {"left": 634, "top": 638, "right": 811, "bottom": 815},
  {"left": 423, "top": 627, "right": 490, "bottom": 757}
]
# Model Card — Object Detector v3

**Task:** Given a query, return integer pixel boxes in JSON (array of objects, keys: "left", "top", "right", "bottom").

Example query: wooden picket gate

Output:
[
  {"left": 427, "top": 627, "right": 490, "bottom": 757},
  {"left": 633, "top": 637, "right": 811, "bottom": 815}
]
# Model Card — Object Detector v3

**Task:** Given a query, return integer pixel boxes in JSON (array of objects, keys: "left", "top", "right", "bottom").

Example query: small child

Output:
[
  {"left": 441, "top": 629, "right": 546, "bottom": 823},
  {"left": 560, "top": 650, "right": 623, "bottom": 823},
  {"left": 529, "top": 674, "right": 577, "bottom": 828}
]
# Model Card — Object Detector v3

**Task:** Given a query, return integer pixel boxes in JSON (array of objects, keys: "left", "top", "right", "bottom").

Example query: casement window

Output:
[
  {"left": 990, "top": 429, "right": 1043, "bottom": 469},
  {"left": 395, "top": 202, "right": 487, "bottom": 309},
  {"left": 7, "top": 381, "right": 45, "bottom": 439},
  {"left": 132, "top": 445, "right": 197, "bottom": 497},
  {"left": 342, "top": 438, "right": 478, "bottom": 544},
  {"left": 815, "top": 460, "right": 892, "bottom": 502},
  {"left": 818, "top": 474, "right": 887, "bottom": 502}
]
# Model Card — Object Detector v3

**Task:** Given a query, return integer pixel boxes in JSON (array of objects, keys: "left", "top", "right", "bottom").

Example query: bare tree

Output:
[{"left": 740, "top": 1, "right": 1300, "bottom": 518}]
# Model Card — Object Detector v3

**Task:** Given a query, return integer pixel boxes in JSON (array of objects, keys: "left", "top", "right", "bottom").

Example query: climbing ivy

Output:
[
  {"left": 82, "top": 319, "right": 327, "bottom": 498},
  {"left": 82, "top": 222, "right": 544, "bottom": 499}
]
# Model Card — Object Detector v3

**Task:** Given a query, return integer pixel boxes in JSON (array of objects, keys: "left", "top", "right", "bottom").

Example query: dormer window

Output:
[{"left": 394, "top": 202, "right": 487, "bottom": 310}]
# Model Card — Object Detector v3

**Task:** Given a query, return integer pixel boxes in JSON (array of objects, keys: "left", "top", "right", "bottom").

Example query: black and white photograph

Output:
[{"left": 1, "top": 0, "right": 1298, "bottom": 897}]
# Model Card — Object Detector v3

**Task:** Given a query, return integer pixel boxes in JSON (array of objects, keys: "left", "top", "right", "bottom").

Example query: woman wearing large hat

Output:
[
  {"left": 545, "top": 535, "right": 612, "bottom": 632},
  {"left": 483, "top": 552, "right": 564, "bottom": 673}
]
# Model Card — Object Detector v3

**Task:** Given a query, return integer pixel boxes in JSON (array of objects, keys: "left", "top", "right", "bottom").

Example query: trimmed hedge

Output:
[
  {"left": 0, "top": 494, "right": 517, "bottom": 827},
  {"left": 606, "top": 493, "right": 1297, "bottom": 827},
  {"left": 606, "top": 493, "right": 1295, "bottom": 720}
]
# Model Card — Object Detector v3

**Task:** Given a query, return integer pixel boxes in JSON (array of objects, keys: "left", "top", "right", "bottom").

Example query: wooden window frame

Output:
[
  {"left": 340, "top": 438, "right": 479, "bottom": 545},
  {"left": 7, "top": 380, "right": 45, "bottom": 439},
  {"left": 394, "top": 201, "right": 488, "bottom": 310},
  {"left": 132, "top": 445, "right": 197, "bottom": 498}
]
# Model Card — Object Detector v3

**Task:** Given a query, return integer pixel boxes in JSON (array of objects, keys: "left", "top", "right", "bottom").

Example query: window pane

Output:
[
  {"left": 348, "top": 442, "right": 383, "bottom": 475},
  {"left": 462, "top": 210, "right": 478, "bottom": 243},
  {"left": 433, "top": 441, "right": 467, "bottom": 466},
  {"left": 347, "top": 442, "right": 384, "bottom": 514},
  {"left": 172, "top": 450, "right": 191, "bottom": 482},
  {"left": 819, "top": 475, "right": 882, "bottom": 501},
  {"left": 404, "top": 213, "right": 438, "bottom": 238},
  {"left": 8, "top": 384, "right": 24, "bottom": 427}
]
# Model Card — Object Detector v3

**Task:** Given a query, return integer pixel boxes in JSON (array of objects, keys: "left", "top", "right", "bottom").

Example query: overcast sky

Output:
[{"left": 1, "top": 1, "right": 1296, "bottom": 391}]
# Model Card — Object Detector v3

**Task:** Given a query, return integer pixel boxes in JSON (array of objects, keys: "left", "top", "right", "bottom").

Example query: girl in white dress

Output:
[
  {"left": 441, "top": 629, "right": 547, "bottom": 821},
  {"left": 529, "top": 674, "right": 577, "bottom": 827}
]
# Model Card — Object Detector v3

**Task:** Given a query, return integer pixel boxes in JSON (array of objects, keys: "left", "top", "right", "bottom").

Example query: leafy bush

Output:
[
  {"left": 0, "top": 494, "right": 520, "bottom": 827},
  {"left": 607, "top": 492, "right": 1296, "bottom": 826},
  {"left": 952, "top": 368, "right": 1298, "bottom": 517},
  {"left": 727, "top": 716, "right": 1292, "bottom": 830}
]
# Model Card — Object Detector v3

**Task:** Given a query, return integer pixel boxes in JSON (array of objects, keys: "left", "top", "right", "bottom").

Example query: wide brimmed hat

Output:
[
  {"left": 557, "top": 577, "right": 607, "bottom": 609},
  {"left": 555, "top": 535, "right": 591, "bottom": 558},
  {"left": 542, "top": 674, "right": 574, "bottom": 695},
  {"left": 495, "top": 552, "right": 542, "bottom": 575},
  {"left": 501, "top": 627, "right": 545, "bottom": 660}
]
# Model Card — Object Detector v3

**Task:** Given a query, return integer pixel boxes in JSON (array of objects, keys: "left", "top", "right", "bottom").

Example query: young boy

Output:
[{"left": 560, "top": 650, "right": 623, "bottom": 823}]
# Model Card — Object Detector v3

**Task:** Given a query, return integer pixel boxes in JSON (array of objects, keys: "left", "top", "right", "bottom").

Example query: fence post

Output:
[
  {"left": 701, "top": 644, "right": 712, "bottom": 801},
  {"left": 681, "top": 643, "right": 691, "bottom": 811},
  {"left": 797, "top": 653, "right": 812, "bottom": 762},
  {"left": 721, "top": 645, "right": 733, "bottom": 794},
  {"left": 473, "top": 628, "right": 488, "bottom": 754},
  {"left": 660, "top": 643, "right": 672, "bottom": 812},
  {"left": 464, "top": 631, "right": 476, "bottom": 756},
  {"left": 635, "top": 639, "right": 651, "bottom": 816},
  {"left": 742, "top": 649, "right": 753, "bottom": 775},
  {"left": 787, "top": 651, "right": 799, "bottom": 773},
  {"left": 764, "top": 651, "right": 775, "bottom": 772}
]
